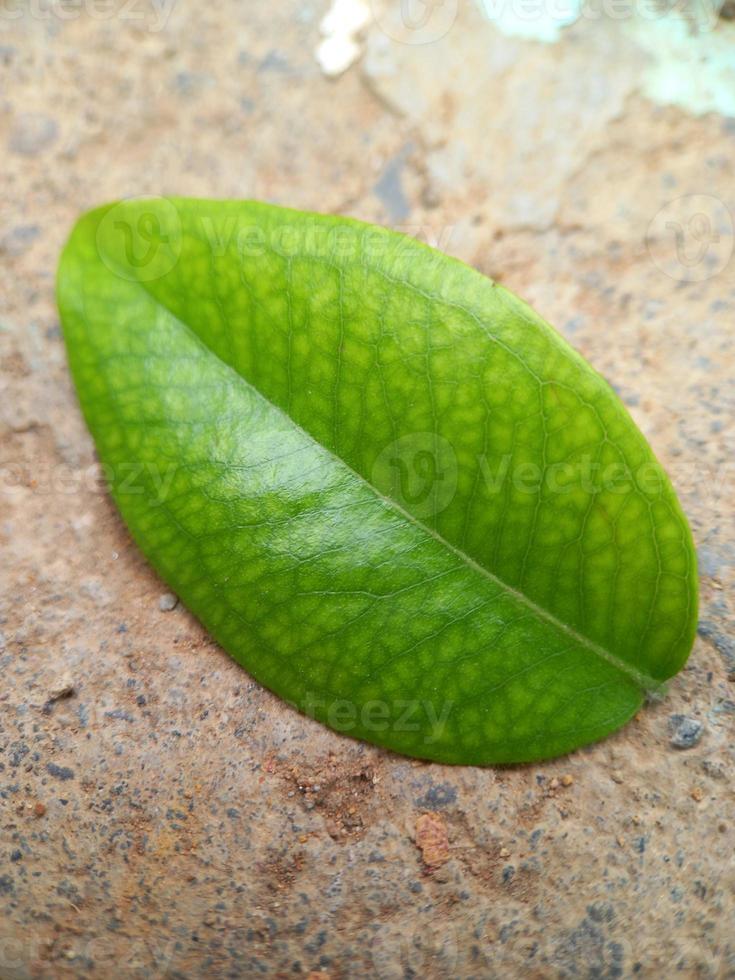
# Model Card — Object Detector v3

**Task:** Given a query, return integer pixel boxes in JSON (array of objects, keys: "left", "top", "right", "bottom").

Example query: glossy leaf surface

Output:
[{"left": 57, "top": 199, "right": 698, "bottom": 763}]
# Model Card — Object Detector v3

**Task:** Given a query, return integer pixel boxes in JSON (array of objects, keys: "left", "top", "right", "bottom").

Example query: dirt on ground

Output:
[{"left": 1, "top": 2, "right": 733, "bottom": 977}]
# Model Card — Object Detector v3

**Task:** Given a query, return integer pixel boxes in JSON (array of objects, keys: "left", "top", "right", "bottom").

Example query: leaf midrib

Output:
[{"left": 95, "top": 247, "right": 662, "bottom": 695}]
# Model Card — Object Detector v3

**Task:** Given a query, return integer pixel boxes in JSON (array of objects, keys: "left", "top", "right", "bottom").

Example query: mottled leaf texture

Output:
[{"left": 57, "top": 199, "right": 698, "bottom": 764}]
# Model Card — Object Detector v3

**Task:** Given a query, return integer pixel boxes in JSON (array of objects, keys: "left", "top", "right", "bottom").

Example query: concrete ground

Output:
[{"left": 1, "top": 2, "right": 733, "bottom": 977}]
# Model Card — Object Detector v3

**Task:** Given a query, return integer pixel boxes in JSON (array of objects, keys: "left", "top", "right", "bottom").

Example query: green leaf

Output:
[{"left": 57, "top": 198, "right": 698, "bottom": 764}]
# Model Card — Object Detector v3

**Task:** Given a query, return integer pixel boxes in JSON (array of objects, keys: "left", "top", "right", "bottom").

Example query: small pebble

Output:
[
  {"left": 9, "top": 113, "right": 58, "bottom": 156},
  {"left": 0, "top": 224, "right": 40, "bottom": 257},
  {"left": 561, "top": 774, "right": 574, "bottom": 787},
  {"left": 34, "top": 802, "right": 47, "bottom": 817},
  {"left": 691, "top": 787, "right": 704, "bottom": 802},
  {"left": 158, "top": 592, "right": 178, "bottom": 612},
  {"left": 48, "top": 676, "right": 75, "bottom": 701},
  {"left": 415, "top": 812, "right": 450, "bottom": 868},
  {"left": 670, "top": 716, "right": 704, "bottom": 750},
  {"left": 701, "top": 760, "right": 725, "bottom": 780}
]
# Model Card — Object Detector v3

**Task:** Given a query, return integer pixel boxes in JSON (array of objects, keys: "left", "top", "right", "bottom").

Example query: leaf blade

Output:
[{"left": 57, "top": 199, "right": 698, "bottom": 763}]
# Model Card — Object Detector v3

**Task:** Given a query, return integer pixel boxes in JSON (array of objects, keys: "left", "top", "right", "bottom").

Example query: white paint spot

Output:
[
  {"left": 477, "top": 0, "right": 735, "bottom": 118},
  {"left": 626, "top": 16, "right": 735, "bottom": 118},
  {"left": 321, "top": 0, "right": 371, "bottom": 35},
  {"left": 315, "top": 34, "right": 363, "bottom": 76},
  {"left": 316, "top": 0, "right": 372, "bottom": 77},
  {"left": 478, "top": 0, "right": 582, "bottom": 42}
]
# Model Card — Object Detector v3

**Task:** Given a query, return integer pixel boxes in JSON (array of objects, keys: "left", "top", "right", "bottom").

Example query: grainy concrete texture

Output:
[{"left": 1, "top": 2, "right": 734, "bottom": 978}]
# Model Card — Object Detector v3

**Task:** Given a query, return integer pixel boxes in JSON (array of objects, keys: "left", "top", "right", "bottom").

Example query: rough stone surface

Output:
[
  {"left": 158, "top": 593, "right": 179, "bottom": 613},
  {"left": 1, "top": 3, "right": 733, "bottom": 978},
  {"left": 669, "top": 715, "right": 705, "bottom": 750}
]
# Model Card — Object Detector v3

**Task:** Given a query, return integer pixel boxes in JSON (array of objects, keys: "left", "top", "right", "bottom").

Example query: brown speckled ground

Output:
[{"left": 1, "top": 3, "right": 734, "bottom": 978}]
